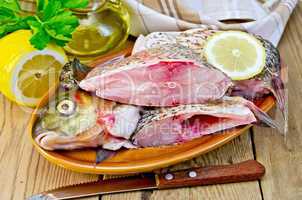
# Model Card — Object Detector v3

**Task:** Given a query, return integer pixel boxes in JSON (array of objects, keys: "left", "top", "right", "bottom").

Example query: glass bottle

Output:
[{"left": 65, "top": 0, "right": 130, "bottom": 59}]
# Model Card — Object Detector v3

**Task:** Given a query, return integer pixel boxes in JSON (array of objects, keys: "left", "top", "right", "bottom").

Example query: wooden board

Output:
[
  {"left": 253, "top": 3, "right": 302, "bottom": 200},
  {"left": 1, "top": 2, "right": 302, "bottom": 200},
  {"left": 144, "top": 132, "right": 262, "bottom": 200},
  {"left": 0, "top": 97, "right": 99, "bottom": 200}
]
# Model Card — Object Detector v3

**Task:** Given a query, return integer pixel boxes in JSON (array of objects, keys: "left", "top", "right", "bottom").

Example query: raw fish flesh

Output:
[{"left": 80, "top": 45, "right": 232, "bottom": 107}]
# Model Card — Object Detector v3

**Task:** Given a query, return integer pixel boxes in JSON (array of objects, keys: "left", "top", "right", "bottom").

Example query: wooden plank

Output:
[
  {"left": 3, "top": 4, "right": 301, "bottom": 200},
  {"left": 253, "top": 3, "right": 302, "bottom": 200},
  {"left": 101, "top": 131, "right": 261, "bottom": 200},
  {"left": 0, "top": 97, "right": 99, "bottom": 200},
  {"left": 148, "top": 131, "right": 262, "bottom": 200}
]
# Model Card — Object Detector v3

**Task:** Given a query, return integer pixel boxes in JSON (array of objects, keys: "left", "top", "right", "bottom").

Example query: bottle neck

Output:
[{"left": 72, "top": 0, "right": 121, "bottom": 14}]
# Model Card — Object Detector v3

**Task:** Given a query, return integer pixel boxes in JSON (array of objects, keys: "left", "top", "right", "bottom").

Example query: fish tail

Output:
[
  {"left": 245, "top": 99, "right": 282, "bottom": 132},
  {"left": 271, "top": 76, "right": 286, "bottom": 118}
]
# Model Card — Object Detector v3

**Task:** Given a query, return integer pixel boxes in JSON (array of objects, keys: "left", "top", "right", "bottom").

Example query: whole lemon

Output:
[{"left": 0, "top": 30, "right": 67, "bottom": 107}]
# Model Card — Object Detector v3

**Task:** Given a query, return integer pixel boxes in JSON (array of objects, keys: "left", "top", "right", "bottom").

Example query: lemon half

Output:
[
  {"left": 0, "top": 30, "right": 67, "bottom": 107},
  {"left": 204, "top": 31, "right": 266, "bottom": 80}
]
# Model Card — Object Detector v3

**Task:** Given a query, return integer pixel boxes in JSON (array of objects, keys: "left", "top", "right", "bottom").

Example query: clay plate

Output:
[{"left": 28, "top": 43, "right": 276, "bottom": 174}]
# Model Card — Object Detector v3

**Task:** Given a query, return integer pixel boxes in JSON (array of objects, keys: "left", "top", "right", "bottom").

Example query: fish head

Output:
[
  {"left": 33, "top": 89, "right": 138, "bottom": 152},
  {"left": 37, "top": 90, "right": 98, "bottom": 137}
]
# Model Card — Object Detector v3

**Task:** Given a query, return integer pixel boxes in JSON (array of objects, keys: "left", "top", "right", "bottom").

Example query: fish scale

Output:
[{"left": 85, "top": 44, "right": 209, "bottom": 79}]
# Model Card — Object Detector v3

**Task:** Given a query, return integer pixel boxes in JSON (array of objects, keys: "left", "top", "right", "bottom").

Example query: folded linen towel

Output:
[{"left": 124, "top": 0, "right": 297, "bottom": 45}]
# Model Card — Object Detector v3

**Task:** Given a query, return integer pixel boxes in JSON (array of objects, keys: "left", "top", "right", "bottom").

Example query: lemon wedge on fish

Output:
[
  {"left": 0, "top": 30, "right": 67, "bottom": 107},
  {"left": 204, "top": 31, "right": 266, "bottom": 80}
]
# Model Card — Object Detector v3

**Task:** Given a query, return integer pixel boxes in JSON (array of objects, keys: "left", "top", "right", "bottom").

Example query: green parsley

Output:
[{"left": 0, "top": 0, "right": 89, "bottom": 50}]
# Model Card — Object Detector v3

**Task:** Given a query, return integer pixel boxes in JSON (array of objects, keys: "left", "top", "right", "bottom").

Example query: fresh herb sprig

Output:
[{"left": 0, "top": 0, "right": 89, "bottom": 50}]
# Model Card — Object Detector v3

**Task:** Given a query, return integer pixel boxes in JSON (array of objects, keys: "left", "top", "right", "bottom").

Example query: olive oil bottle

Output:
[{"left": 65, "top": 0, "right": 130, "bottom": 58}]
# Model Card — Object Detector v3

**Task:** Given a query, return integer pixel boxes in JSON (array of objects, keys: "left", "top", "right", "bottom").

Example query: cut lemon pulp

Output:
[
  {"left": 17, "top": 55, "right": 63, "bottom": 98},
  {"left": 0, "top": 30, "right": 67, "bottom": 107},
  {"left": 204, "top": 31, "right": 266, "bottom": 80}
]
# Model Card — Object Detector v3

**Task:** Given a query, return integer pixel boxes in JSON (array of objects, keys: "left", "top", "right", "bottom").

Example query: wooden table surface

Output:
[{"left": 1, "top": 3, "right": 302, "bottom": 200}]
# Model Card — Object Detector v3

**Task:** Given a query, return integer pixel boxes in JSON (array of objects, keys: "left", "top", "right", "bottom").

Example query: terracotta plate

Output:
[{"left": 28, "top": 43, "right": 276, "bottom": 174}]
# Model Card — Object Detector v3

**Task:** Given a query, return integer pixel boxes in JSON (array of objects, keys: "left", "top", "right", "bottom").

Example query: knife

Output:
[{"left": 27, "top": 160, "right": 265, "bottom": 200}]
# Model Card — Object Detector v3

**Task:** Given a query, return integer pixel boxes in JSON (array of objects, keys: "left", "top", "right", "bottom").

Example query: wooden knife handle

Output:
[{"left": 156, "top": 160, "right": 265, "bottom": 189}]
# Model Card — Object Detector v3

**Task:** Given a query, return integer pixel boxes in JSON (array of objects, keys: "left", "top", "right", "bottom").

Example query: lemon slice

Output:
[
  {"left": 0, "top": 30, "right": 67, "bottom": 107},
  {"left": 204, "top": 31, "right": 266, "bottom": 80}
]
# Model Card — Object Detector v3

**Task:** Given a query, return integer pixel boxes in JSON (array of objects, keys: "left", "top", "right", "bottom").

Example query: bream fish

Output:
[{"left": 80, "top": 44, "right": 232, "bottom": 107}]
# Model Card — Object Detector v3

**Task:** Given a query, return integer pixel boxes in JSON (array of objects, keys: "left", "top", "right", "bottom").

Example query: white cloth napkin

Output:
[{"left": 125, "top": 0, "right": 297, "bottom": 45}]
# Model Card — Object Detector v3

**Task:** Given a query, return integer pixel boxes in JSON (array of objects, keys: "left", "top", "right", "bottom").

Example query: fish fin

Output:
[
  {"left": 231, "top": 80, "right": 271, "bottom": 101},
  {"left": 96, "top": 148, "right": 116, "bottom": 164},
  {"left": 245, "top": 100, "right": 282, "bottom": 132},
  {"left": 59, "top": 59, "right": 91, "bottom": 90},
  {"left": 271, "top": 76, "right": 286, "bottom": 118},
  {"left": 73, "top": 58, "right": 92, "bottom": 81}
]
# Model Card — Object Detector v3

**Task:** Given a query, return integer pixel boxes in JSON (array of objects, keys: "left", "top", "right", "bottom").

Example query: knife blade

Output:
[{"left": 27, "top": 160, "right": 265, "bottom": 200}]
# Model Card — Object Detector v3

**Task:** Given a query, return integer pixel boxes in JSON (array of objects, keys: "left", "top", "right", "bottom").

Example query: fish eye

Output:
[{"left": 56, "top": 99, "right": 76, "bottom": 116}]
